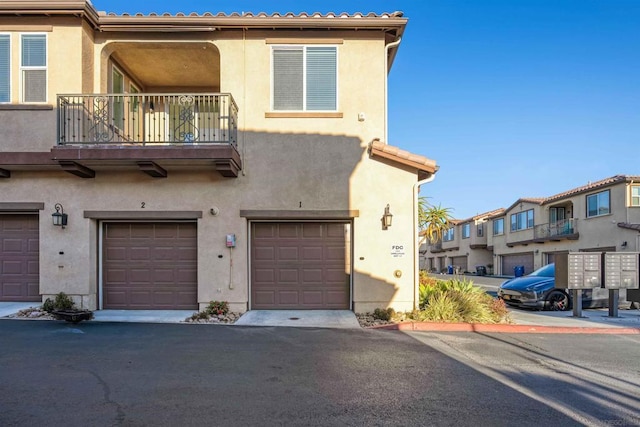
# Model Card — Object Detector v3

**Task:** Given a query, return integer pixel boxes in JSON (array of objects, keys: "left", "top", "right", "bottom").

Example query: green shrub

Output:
[
  {"left": 372, "top": 307, "right": 395, "bottom": 321},
  {"left": 42, "top": 292, "right": 76, "bottom": 312},
  {"left": 417, "top": 278, "right": 510, "bottom": 324},
  {"left": 42, "top": 298, "right": 55, "bottom": 313},
  {"left": 205, "top": 300, "right": 229, "bottom": 316},
  {"left": 188, "top": 311, "right": 211, "bottom": 321}
]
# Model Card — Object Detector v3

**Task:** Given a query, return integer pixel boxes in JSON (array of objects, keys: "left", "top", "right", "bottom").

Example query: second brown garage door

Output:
[
  {"left": 0, "top": 214, "right": 40, "bottom": 302},
  {"left": 501, "top": 252, "right": 534, "bottom": 276},
  {"left": 251, "top": 222, "right": 350, "bottom": 309},
  {"left": 103, "top": 222, "right": 197, "bottom": 310}
]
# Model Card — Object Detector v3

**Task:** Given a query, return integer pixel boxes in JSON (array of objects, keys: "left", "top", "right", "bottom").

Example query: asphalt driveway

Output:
[{"left": 2, "top": 321, "right": 636, "bottom": 426}]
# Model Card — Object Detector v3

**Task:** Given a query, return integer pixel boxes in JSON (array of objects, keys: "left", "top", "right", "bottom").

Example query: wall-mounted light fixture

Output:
[
  {"left": 52, "top": 203, "right": 68, "bottom": 229},
  {"left": 621, "top": 241, "right": 628, "bottom": 248},
  {"left": 382, "top": 204, "right": 393, "bottom": 230}
]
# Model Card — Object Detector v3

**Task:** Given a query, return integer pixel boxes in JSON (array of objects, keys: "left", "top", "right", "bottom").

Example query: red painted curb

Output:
[{"left": 368, "top": 322, "right": 640, "bottom": 334}]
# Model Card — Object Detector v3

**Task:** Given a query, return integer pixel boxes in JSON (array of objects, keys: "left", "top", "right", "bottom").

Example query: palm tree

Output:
[{"left": 418, "top": 197, "right": 454, "bottom": 244}]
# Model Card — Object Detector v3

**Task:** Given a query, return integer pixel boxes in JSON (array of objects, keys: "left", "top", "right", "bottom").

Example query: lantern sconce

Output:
[
  {"left": 52, "top": 203, "right": 68, "bottom": 229},
  {"left": 382, "top": 204, "right": 393, "bottom": 230}
]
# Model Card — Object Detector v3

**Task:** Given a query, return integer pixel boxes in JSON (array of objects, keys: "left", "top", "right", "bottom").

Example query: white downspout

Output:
[
  {"left": 413, "top": 173, "right": 436, "bottom": 310},
  {"left": 384, "top": 37, "right": 401, "bottom": 144}
]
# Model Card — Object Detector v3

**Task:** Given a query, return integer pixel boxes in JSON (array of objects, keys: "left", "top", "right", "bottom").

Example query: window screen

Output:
[
  {"left": 21, "top": 34, "right": 46, "bottom": 102},
  {"left": 0, "top": 35, "right": 9, "bottom": 102}
]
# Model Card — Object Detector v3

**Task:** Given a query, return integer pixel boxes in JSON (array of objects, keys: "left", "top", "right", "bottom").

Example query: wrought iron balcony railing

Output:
[
  {"left": 533, "top": 218, "right": 578, "bottom": 240},
  {"left": 58, "top": 93, "right": 238, "bottom": 147}
]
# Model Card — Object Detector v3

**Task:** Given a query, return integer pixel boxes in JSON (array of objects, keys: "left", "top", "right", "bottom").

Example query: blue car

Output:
[{"left": 497, "top": 263, "right": 613, "bottom": 311}]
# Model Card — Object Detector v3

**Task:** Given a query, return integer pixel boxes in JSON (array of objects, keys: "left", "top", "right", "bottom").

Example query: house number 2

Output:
[{"left": 141, "top": 202, "right": 146, "bottom": 208}]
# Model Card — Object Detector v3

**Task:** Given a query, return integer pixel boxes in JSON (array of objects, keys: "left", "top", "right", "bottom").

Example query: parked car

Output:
[{"left": 497, "top": 263, "right": 615, "bottom": 311}]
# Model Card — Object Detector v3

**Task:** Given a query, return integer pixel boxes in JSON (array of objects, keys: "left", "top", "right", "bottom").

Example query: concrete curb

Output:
[{"left": 369, "top": 322, "right": 640, "bottom": 334}]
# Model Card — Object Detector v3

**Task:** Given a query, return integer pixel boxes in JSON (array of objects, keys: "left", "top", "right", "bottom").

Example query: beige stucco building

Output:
[
  {"left": 422, "top": 175, "right": 640, "bottom": 277},
  {"left": 0, "top": 1, "right": 438, "bottom": 313}
]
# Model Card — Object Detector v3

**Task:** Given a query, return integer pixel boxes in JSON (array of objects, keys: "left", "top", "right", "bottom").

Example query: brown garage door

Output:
[
  {"left": 0, "top": 215, "right": 39, "bottom": 301},
  {"left": 501, "top": 252, "right": 534, "bottom": 276},
  {"left": 451, "top": 256, "right": 468, "bottom": 272},
  {"left": 103, "top": 222, "right": 197, "bottom": 310},
  {"left": 251, "top": 222, "right": 349, "bottom": 309}
]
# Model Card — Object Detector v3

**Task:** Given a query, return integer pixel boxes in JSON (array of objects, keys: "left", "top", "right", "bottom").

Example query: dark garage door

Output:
[
  {"left": 501, "top": 252, "right": 534, "bottom": 276},
  {"left": 0, "top": 215, "right": 39, "bottom": 302},
  {"left": 103, "top": 222, "right": 197, "bottom": 310},
  {"left": 251, "top": 222, "right": 349, "bottom": 310},
  {"left": 451, "top": 256, "right": 468, "bottom": 272}
]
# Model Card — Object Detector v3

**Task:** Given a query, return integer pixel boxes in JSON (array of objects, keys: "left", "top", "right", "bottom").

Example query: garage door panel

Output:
[
  {"left": 254, "top": 290, "right": 275, "bottom": 305},
  {"left": 302, "top": 291, "right": 322, "bottom": 305},
  {"left": 279, "top": 247, "right": 299, "bottom": 260},
  {"left": 254, "top": 247, "right": 275, "bottom": 261},
  {"left": 3, "top": 260, "right": 23, "bottom": 274},
  {"left": 326, "top": 290, "right": 349, "bottom": 305},
  {"left": 0, "top": 215, "right": 40, "bottom": 301},
  {"left": 278, "top": 291, "right": 299, "bottom": 305},
  {"left": 302, "top": 269, "right": 322, "bottom": 282},
  {"left": 251, "top": 222, "right": 350, "bottom": 310},
  {"left": 279, "top": 269, "right": 299, "bottom": 283},
  {"left": 278, "top": 224, "right": 299, "bottom": 238},
  {"left": 302, "top": 246, "right": 323, "bottom": 260},
  {"left": 103, "top": 222, "right": 197, "bottom": 310},
  {"left": 302, "top": 224, "right": 323, "bottom": 238}
]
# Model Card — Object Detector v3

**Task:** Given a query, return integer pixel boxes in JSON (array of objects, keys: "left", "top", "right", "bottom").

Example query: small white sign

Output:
[{"left": 391, "top": 245, "right": 405, "bottom": 258}]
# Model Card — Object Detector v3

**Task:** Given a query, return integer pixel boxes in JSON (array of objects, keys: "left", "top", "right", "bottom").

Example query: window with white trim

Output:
[
  {"left": 0, "top": 34, "right": 9, "bottom": 103},
  {"left": 631, "top": 186, "right": 640, "bottom": 207},
  {"left": 21, "top": 33, "right": 47, "bottom": 103},
  {"left": 510, "top": 209, "right": 534, "bottom": 231},
  {"left": 586, "top": 190, "right": 610, "bottom": 217},
  {"left": 477, "top": 223, "right": 484, "bottom": 237},
  {"left": 461, "top": 223, "right": 470, "bottom": 239},
  {"left": 272, "top": 46, "right": 337, "bottom": 111}
]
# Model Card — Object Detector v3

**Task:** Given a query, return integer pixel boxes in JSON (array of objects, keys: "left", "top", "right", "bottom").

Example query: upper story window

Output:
[
  {"left": 586, "top": 190, "right": 610, "bottom": 218},
  {"left": 477, "top": 223, "right": 484, "bottom": 237},
  {"left": 272, "top": 46, "right": 337, "bottom": 111},
  {"left": 0, "top": 34, "right": 9, "bottom": 103},
  {"left": 461, "top": 223, "right": 470, "bottom": 239},
  {"left": 631, "top": 186, "right": 640, "bottom": 207},
  {"left": 21, "top": 34, "right": 47, "bottom": 103},
  {"left": 510, "top": 209, "right": 534, "bottom": 232},
  {"left": 493, "top": 218, "right": 504, "bottom": 235},
  {"left": 443, "top": 227, "right": 455, "bottom": 242}
]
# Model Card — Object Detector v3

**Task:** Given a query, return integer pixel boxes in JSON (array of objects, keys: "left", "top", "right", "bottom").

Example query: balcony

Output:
[
  {"left": 53, "top": 93, "right": 241, "bottom": 178},
  {"left": 429, "top": 241, "right": 444, "bottom": 253},
  {"left": 533, "top": 219, "right": 579, "bottom": 242}
]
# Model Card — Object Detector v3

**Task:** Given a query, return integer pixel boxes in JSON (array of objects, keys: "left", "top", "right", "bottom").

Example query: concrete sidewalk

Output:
[{"left": 1, "top": 302, "right": 639, "bottom": 332}]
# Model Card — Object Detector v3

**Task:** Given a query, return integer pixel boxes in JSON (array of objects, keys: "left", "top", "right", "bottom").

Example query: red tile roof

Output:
[
  {"left": 543, "top": 175, "right": 640, "bottom": 204},
  {"left": 368, "top": 140, "right": 438, "bottom": 177}
]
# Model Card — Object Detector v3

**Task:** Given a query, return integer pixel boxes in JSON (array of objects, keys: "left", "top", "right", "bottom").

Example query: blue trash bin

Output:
[
  {"left": 514, "top": 265, "right": 525, "bottom": 277},
  {"left": 447, "top": 265, "right": 453, "bottom": 274}
]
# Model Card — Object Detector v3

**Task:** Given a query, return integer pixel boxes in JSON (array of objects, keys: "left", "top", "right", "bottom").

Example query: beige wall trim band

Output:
[
  {"left": 265, "top": 112, "right": 343, "bottom": 119},
  {"left": 240, "top": 210, "right": 359, "bottom": 219},
  {"left": 0, "top": 202, "right": 45, "bottom": 211},
  {"left": 265, "top": 38, "right": 343, "bottom": 45},
  {"left": 0, "top": 25, "right": 53, "bottom": 32},
  {"left": 84, "top": 211, "right": 203, "bottom": 219},
  {"left": 0, "top": 104, "right": 53, "bottom": 110}
]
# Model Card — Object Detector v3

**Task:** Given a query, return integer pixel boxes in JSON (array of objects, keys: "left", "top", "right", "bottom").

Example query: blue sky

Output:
[{"left": 92, "top": 0, "right": 640, "bottom": 220}]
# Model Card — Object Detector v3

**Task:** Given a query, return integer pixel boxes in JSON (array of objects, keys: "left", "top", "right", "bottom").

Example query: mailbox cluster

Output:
[
  {"left": 555, "top": 252, "right": 639, "bottom": 291},
  {"left": 556, "top": 252, "right": 640, "bottom": 316}
]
